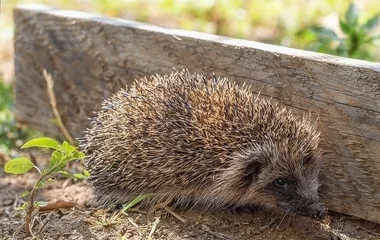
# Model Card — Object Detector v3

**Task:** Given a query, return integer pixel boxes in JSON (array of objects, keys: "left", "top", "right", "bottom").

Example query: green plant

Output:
[
  {"left": 305, "top": 2, "right": 380, "bottom": 60},
  {"left": 0, "top": 81, "right": 41, "bottom": 153},
  {"left": 4, "top": 137, "right": 88, "bottom": 237}
]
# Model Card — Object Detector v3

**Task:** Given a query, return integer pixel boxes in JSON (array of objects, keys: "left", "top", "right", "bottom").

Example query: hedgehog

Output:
[{"left": 79, "top": 69, "right": 327, "bottom": 220}]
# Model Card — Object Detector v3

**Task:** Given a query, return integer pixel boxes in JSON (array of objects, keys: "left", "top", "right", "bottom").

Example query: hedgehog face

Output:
[
  {"left": 236, "top": 141, "right": 327, "bottom": 220},
  {"left": 261, "top": 169, "right": 327, "bottom": 220}
]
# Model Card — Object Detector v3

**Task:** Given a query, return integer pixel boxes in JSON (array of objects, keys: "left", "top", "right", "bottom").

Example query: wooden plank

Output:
[{"left": 13, "top": 4, "right": 380, "bottom": 223}]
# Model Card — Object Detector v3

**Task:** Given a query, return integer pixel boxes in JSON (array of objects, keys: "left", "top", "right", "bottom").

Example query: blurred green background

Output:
[{"left": 0, "top": 0, "right": 379, "bottom": 156}]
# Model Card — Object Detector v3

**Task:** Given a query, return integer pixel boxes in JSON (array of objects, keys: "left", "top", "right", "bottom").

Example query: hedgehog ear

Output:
[
  {"left": 243, "top": 161, "right": 264, "bottom": 182},
  {"left": 302, "top": 153, "right": 313, "bottom": 166}
]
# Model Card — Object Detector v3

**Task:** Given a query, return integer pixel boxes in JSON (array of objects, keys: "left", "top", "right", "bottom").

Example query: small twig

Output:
[
  {"left": 29, "top": 216, "right": 38, "bottom": 238},
  {"left": 203, "top": 229, "right": 235, "bottom": 240},
  {"left": 37, "top": 212, "right": 55, "bottom": 233},
  {"left": 153, "top": 203, "right": 187, "bottom": 223},
  {"left": 147, "top": 217, "right": 160, "bottom": 240},
  {"left": 43, "top": 69, "right": 75, "bottom": 145},
  {"left": 13, "top": 194, "right": 20, "bottom": 210},
  {"left": 320, "top": 221, "right": 357, "bottom": 240},
  {"left": 126, "top": 217, "right": 140, "bottom": 228},
  {"left": 163, "top": 206, "right": 187, "bottom": 223},
  {"left": 126, "top": 217, "right": 144, "bottom": 238},
  {"left": 354, "top": 225, "right": 380, "bottom": 237},
  {"left": 330, "top": 229, "right": 356, "bottom": 240},
  {"left": 61, "top": 178, "right": 71, "bottom": 188},
  {"left": 12, "top": 222, "right": 25, "bottom": 240}
]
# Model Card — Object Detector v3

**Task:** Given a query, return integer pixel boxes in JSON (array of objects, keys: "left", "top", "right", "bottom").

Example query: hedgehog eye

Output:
[{"left": 274, "top": 178, "right": 285, "bottom": 187}]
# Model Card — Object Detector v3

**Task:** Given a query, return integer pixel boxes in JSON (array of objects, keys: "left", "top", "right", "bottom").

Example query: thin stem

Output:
[
  {"left": 25, "top": 167, "right": 56, "bottom": 237},
  {"left": 43, "top": 69, "right": 75, "bottom": 145},
  {"left": 33, "top": 166, "right": 41, "bottom": 174},
  {"left": 25, "top": 176, "right": 41, "bottom": 236}
]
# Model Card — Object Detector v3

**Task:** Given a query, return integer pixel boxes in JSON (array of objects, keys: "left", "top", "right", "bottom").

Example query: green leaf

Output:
[
  {"left": 121, "top": 194, "right": 152, "bottom": 213},
  {"left": 83, "top": 170, "right": 90, "bottom": 177},
  {"left": 58, "top": 170, "right": 72, "bottom": 178},
  {"left": 73, "top": 151, "right": 85, "bottom": 160},
  {"left": 309, "top": 26, "right": 339, "bottom": 41},
  {"left": 345, "top": 2, "right": 359, "bottom": 27},
  {"left": 58, "top": 150, "right": 85, "bottom": 164},
  {"left": 312, "top": 42, "right": 329, "bottom": 53},
  {"left": 60, "top": 141, "right": 76, "bottom": 154},
  {"left": 21, "top": 191, "right": 30, "bottom": 198},
  {"left": 354, "top": 30, "right": 367, "bottom": 44},
  {"left": 72, "top": 172, "right": 90, "bottom": 180},
  {"left": 49, "top": 150, "right": 65, "bottom": 170},
  {"left": 36, "top": 201, "right": 48, "bottom": 207},
  {"left": 4, "top": 158, "right": 35, "bottom": 175},
  {"left": 336, "top": 42, "right": 348, "bottom": 57},
  {"left": 21, "top": 137, "right": 59, "bottom": 150},
  {"left": 363, "top": 34, "right": 380, "bottom": 43},
  {"left": 63, "top": 152, "right": 85, "bottom": 163},
  {"left": 339, "top": 19, "right": 351, "bottom": 34},
  {"left": 362, "top": 14, "right": 380, "bottom": 33},
  {"left": 17, "top": 202, "right": 29, "bottom": 210}
]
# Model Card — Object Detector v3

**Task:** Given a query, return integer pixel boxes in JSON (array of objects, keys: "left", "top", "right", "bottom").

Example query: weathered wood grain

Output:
[{"left": 13, "top": 4, "right": 380, "bottom": 223}]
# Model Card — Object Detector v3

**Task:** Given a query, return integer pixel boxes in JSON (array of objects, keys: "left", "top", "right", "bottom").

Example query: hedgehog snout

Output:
[{"left": 308, "top": 202, "right": 328, "bottom": 220}]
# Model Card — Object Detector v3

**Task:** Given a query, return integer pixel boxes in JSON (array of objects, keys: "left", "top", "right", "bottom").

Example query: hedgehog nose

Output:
[{"left": 309, "top": 202, "right": 328, "bottom": 220}]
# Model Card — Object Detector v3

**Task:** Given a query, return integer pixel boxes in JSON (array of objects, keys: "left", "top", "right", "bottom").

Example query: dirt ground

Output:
[{"left": 1, "top": 153, "right": 380, "bottom": 240}]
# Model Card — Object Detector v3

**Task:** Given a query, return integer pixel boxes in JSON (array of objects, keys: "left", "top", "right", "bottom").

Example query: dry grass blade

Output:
[
  {"left": 147, "top": 217, "right": 160, "bottom": 240},
  {"left": 153, "top": 203, "right": 187, "bottom": 223},
  {"left": 43, "top": 69, "right": 75, "bottom": 145}
]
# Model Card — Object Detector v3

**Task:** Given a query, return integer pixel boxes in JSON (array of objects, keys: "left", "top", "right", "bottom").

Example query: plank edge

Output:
[{"left": 14, "top": 3, "right": 380, "bottom": 72}]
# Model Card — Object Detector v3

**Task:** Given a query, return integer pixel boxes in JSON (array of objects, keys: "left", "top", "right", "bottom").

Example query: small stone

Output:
[
  {"left": 3, "top": 199, "right": 13, "bottom": 206},
  {"left": 259, "top": 225, "right": 270, "bottom": 231}
]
